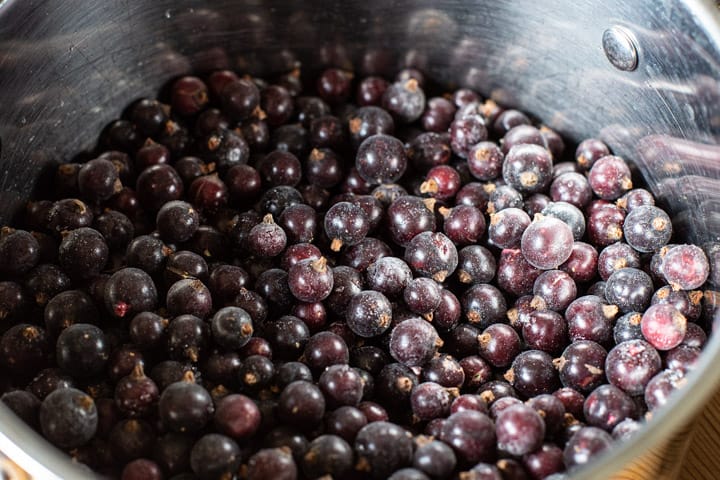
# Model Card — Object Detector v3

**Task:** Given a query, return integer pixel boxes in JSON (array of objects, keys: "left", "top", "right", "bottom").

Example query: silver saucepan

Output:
[{"left": 0, "top": 1, "right": 719, "bottom": 478}]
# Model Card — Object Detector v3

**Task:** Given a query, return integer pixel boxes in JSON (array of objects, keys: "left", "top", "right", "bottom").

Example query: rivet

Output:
[{"left": 602, "top": 26, "right": 638, "bottom": 71}]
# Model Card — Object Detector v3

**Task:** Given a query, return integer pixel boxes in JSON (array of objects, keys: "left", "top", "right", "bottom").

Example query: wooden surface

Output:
[
  {"left": 679, "top": 390, "right": 720, "bottom": 480},
  {"left": 612, "top": 384, "right": 720, "bottom": 480}
]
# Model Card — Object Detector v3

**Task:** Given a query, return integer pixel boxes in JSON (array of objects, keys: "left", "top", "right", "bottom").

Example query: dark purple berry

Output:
[
  {"left": 441, "top": 205, "right": 486, "bottom": 246},
  {"left": 325, "top": 201, "right": 370, "bottom": 251},
  {"left": 104, "top": 267, "right": 158, "bottom": 319},
  {"left": 505, "top": 350, "right": 560, "bottom": 398},
  {"left": 521, "top": 217, "right": 574, "bottom": 270},
  {"left": 58, "top": 227, "right": 109, "bottom": 280},
  {"left": 158, "top": 373, "right": 214, "bottom": 433},
  {"left": 462, "top": 283, "right": 507, "bottom": 328},
  {"left": 382, "top": 79, "right": 425, "bottom": 124},
  {"left": 583, "top": 384, "right": 637, "bottom": 431},
  {"left": 40, "top": 388, "right": 97, "bottom": 449},
  {"left": 389, "top": 318, "right": 442, "bottom": 367},
  {"left": 563, "top": 426, "right": 612, "bottom": 469},
  {"left": 347, "top": 290, "right": 393, "bottom": 338},
  {"left": 640, "top": 304, "right": 687, "bottom": 351},
  {"left": 450, "top": 116, "right": 487, "bottom": 159},
  {"left": 503, "top": 144, "right": 553, "bottom": 194},
  {"left": 588, "top": 155, "right": 632, "bottom": 200},
  {"left": 623, "top": 205, "right": 672, "bottom": 253},
  {"left": 605, "top": 340, "right": 661, "bottom": 396},
  {"left": 355, "top": 421, "right": 414, "bottom": 478},
  {"left": 366, "top": 256, "right": 413, "bottom": 296},
  {"left": 496, "top": 403, "right": 545, "bottom": 456},
  {"left": 440, "top": 410, "right": 496, "bottom": 465},
  {"left": 660, "top": 244, "right": 709, "bottom": 290},
  {"left": 405, "top": 232, "right": 458, "bottom": 282},
  {"left": 356, "top": 134, "right": 408, "bottom": 185},
  {"left": 171, "top": 76, "right": 209, "bottom": 116}
]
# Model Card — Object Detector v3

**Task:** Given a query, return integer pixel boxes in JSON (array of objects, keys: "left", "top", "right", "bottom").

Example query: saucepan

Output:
[{"left": 0, "top": 0, "right": 719, "bottom": 478}]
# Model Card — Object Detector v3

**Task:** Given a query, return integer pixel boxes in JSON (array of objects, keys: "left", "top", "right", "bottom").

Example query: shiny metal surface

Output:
[{"left": 0, "top": 0, "right": 719, "bottom": 478}]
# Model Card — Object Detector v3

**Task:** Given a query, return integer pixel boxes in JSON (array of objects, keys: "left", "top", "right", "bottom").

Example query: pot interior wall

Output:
[{"left": 1, "top": 1, "right": 720, "bottom": 235}]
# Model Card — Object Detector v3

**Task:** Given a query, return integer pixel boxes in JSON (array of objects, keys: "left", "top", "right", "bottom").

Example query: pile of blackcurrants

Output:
[{"left": 0, "top": 65, "right": 716, "bottom": 480}]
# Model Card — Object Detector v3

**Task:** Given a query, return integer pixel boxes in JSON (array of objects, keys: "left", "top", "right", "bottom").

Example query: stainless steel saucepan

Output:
[{"left": 1, "top": 1, "right": 719, "bottom": 478}]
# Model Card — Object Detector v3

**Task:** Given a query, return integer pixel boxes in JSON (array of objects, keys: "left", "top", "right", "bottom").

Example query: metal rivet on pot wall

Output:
[{"left": 602, "top": 26, "right": 638, "bottom": 71}]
